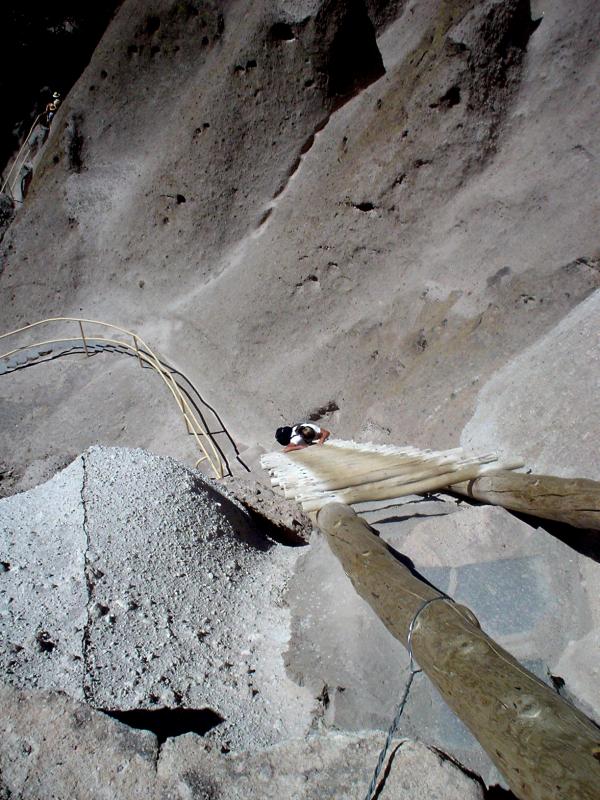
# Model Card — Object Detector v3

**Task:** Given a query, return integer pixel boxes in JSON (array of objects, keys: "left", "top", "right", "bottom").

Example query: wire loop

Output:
[{"left": 364, "top": 594, "right": 453, "bottom": 800}]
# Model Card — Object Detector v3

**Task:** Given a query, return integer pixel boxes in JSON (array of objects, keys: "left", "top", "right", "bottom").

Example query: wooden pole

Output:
[
  {"left": 451, "top": 470, "right": 600, "bottom": 531},
  {"left": 78, "top": 321, "right": 90, "bottom": 358},
  {"left": 316, "top": 502, "right": 600, "bottom": 800},
  {"left": 132, "top": 335, "right": 143, "bottom": 369}
]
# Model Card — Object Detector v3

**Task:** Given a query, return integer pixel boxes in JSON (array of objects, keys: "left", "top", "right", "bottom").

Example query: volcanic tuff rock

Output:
[
  {"left": 4, "top": 453, "right": 596, "bottom": 791},
  {"left": 0, "top": 0, "right": 598, "bottom": 482},
  {"left": 1, "top": 0, "right": 599, "bottom": 794},
  {"left": 0, "top": 447, "right": 315, "bottom": 752},
  {"left": 223, "top": 475, "right": 314, "bottom": 544},
  {"left": 0, "top": 685, "right": 485, "bottom": 799},
  {"left": 0, "top": 447, "right": 495, "bottom": 796}
]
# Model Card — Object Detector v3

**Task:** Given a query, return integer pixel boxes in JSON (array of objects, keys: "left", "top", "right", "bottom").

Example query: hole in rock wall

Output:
[
  {"left": 106, "top": 707, "right": 225, "bottom": 747},
  {"left": 269, "top": 22, "right": 295, "bottom": 42},
  {"left": 67, "top": 114, "right": 84, "bottom": 173},
  {"left": 496, "top": 0, "right": 542, "bottom": 54},
  {"left": 36, "top": 630, "right": 57, "bottom": 653},
  {"left": 308, "top": 400, "right": 339, "bottom": 421},
  {"left": 484, "top": 786, "right": 519, "bottom": 799},
  {"left": 257, "top": 207, "right": 272, "bottom": 227},
  {"left": 144, "top": 15, "right": 161, "bottom": 35},
  {"left": 320, "top": 0, "right": 385, "bottom": 104},
  {"left": 430, "top": 85, "right": 461, "bottom": 109}
]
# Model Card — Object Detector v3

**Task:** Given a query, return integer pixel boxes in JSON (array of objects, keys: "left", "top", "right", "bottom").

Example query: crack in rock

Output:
[{"left": 80, "top": 452, "right": 94, "bottom": 703}]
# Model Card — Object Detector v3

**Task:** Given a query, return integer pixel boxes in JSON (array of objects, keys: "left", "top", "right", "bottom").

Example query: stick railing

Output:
[
  {"left": 1, "top": 113, "right": 45, "bottom": 198},
  {"left": 0, "top": 317, "right": 226, "bottom": 479}
]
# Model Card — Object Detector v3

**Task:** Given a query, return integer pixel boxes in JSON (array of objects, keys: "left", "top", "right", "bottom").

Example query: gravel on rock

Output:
[{"left": 0, "top": 446, "right": 314, "bottom": 752}]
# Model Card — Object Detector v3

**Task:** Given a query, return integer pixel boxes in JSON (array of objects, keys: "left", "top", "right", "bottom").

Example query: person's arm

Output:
[
  {"left": 317, "top": 428, "right": 330, "bottom": 445},
  {"left": 283, "top": 442, "right": 308, "bottom": 452}
]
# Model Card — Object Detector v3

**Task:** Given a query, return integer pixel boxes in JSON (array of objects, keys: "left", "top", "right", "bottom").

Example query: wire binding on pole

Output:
[{"left": 364, "top": 594, "right": 453, "bottom": 800}]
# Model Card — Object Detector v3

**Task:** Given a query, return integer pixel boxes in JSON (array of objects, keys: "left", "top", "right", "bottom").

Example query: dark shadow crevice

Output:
[
  {"left": 104, "top": 707, "right": 224, "bottom": 747},
  {"left": 430, "top": 746, "right": 518, "bottom": 799},
  {"left": 314, "top": 0, "right": 385, "bottom": 109}
]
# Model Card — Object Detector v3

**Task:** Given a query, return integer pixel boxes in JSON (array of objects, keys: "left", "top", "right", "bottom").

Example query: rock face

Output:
[
  {"left": 461, "top": 289, "right": 600, "bottom": 478},
  {"left": 0, "top": 684, "right": 484, "bottom": 800},
  {"left": 1, "top": 454, "right": 599, "bottom": 793},
  {"left": 0, "top": 0, "right": 598, "bottom": 481},
  {"left": 1, "top": 0, "right": 599, "bottom": 795},
  {"left": 0, "top": 3, "right": 120, "bottom": 169},
  {"left": 0, "top": 447, "right": 314, "bottom": 751},
  {"left": 224, "top": 475, "right": 314, "bottom": 543},
  {"left": 0, "top": 687, "right": 156, "bottom": 800},
  {"left": 0, "top": 458, "right": 88, "bottom": 695}
]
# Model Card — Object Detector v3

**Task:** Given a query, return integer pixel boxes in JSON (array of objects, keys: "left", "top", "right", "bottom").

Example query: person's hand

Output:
[{"left": 317, "top": 428, "right": 330, "bottom": 445}]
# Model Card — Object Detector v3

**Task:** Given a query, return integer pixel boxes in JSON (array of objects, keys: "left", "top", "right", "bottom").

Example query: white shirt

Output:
[{"left": 290, "top": 422, "right": 321, "bottom": 446}]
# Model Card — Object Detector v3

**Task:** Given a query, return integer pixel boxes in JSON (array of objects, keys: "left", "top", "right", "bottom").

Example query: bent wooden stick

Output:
[
  {"left": 451, "top": 470, "right": 600, "bottom": 531},
  {"left": 316, "top": 503, "right": 600, "bottom": 800}
]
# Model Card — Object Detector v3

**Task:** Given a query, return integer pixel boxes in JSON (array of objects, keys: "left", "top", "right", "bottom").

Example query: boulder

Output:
[{"left": 0, "top": 447, "right": 314, "bottom": 751}]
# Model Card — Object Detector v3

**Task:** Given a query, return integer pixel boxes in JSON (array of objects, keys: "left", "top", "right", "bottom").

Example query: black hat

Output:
[{"left": 275, "top": 426, "right": 293, "bottom": 445}]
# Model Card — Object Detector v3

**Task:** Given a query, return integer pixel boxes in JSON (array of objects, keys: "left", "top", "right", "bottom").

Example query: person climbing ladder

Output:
[
  {"left": 44, "top": 92, "right": 61, "bottom": 126},
  {"left": 275, "top": 422, "right": 330, "bottom": 453}
]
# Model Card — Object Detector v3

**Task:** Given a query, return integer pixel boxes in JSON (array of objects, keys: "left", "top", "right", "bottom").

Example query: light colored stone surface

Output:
[
  {"left": 462, "top": 289, "right": 600, "bottom": 477},
  {"left": 159, "top": 728, "right": 484, "bottom": 800},
  {"left": 0, "top": 447, "right": 314, "bottom": 752},
  {"left": 0, "top": 684, "right": 484, "bottom": 800},
  {"left": 0, "top": 685, "right": 157, "bottom": 800},
  {"left": 285, "top": 531, "right": 409, "bottom": 731},
  {"left": 83, "top": 447, "right": 314, "bottom": 750},
  {"left": 0, "top": 459, "right": 87, "bottom": 698},
  {"left": 552, "top": 629, "right": 600, "bottom": 720},
  {"left": 223, "top": 475, "right": 314, "bottom": 543}
]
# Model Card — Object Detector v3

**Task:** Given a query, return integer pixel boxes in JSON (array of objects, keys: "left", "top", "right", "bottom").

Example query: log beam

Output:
[
  {"left": 451, "top": 470, "right": 600, "bottom": 531},
  {"left": 316, "top": 502, "right": 600, "bottom": 800}
]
